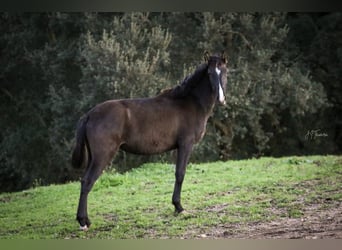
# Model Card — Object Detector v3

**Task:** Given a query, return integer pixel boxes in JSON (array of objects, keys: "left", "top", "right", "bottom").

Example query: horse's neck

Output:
[
  {"left": 200, "top": 98, "right": 216, "bottom": 116},
  {"left": 192, "top": 83, "right": 216, "bottom": 115}
]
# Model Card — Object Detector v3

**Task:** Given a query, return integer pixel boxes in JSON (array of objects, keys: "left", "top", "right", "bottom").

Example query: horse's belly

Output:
[
  {"left": 120, "top": 127, "right": 177, "bottom": 155},
  {"left": 120, "top": 138, "right": 176, "bottom": 155}
]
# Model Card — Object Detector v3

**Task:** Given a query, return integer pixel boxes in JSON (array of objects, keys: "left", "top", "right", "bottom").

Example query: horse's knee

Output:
[
  {"left": 175, "top": 169, "right": 185, "bottom": 183},
  {"left": 80, "top": 178, "right": 94, "bottom": 194}
]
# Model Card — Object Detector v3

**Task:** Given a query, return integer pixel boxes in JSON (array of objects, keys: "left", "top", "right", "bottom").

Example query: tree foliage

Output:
[{"left": 0, "top": 12, "right": 340, "bottom": 192}]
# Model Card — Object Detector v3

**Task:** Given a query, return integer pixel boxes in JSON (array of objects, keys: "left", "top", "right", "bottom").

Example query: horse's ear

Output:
[
  {"left": 221, "top": 51, "right": 228, "bottom": 64},
  {"left": 203, "top": 51, "right": 210, "bottom": 62}
]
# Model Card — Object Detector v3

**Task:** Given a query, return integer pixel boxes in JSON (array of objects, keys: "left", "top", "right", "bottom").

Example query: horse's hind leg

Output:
[
  {"left": 76, "top": 141, "right": 119, "bottom": 230},
  {"left": 76, "top": 159, "right": 102, "bottom": 230}
]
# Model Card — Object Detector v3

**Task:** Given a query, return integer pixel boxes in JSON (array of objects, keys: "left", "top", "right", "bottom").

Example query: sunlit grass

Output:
[{"left": 0, "top": 155, "right": 340, "bottom": 239}]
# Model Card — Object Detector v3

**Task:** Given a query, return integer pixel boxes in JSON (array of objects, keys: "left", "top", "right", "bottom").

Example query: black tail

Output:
[{"left": 72, "top": 116, "right": 89, "bottom": 169}]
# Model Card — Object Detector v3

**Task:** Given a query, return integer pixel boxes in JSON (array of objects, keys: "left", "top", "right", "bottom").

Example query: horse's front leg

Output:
[{"left": 172, "top": 143, "right": 193, "bottom": 213}]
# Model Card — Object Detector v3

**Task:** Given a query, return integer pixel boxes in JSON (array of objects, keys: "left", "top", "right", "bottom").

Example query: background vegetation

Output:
[{"left": 0, "top": 12, "right": 341, "bottom": 192}]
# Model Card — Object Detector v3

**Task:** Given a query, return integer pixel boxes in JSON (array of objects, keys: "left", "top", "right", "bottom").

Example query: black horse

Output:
[{"left": 72, "top": 53, "right": 227, "bottom": 230}]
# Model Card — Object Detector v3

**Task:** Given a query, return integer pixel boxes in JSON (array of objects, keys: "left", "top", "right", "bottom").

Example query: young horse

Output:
[{"left": 72, "top": 53, "right": 227, "bottom": 230}]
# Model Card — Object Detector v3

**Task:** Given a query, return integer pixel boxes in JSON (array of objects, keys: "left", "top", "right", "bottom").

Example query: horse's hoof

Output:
[
  {"left": 180, "top": 210, "right": 190, "bottom": 214},
  {"left": 174, "top": 209, "right": 183, "bottom": 216},
  {"left": 179, "top": 210, "right": 192, "bottom": 216},
  {"left": 79, "top": 225, "right": 88, "bottom": 231},
  {"left": 174, "top": 209, "right": 188, "bottom": 216},
  {"left": 177, "top": 210, "right": 194, "bottom": 219}
]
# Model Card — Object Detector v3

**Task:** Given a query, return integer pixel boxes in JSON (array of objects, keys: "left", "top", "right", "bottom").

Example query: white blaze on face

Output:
[{"left": 215, "top": 67, "right": 226, "bottom": 105}]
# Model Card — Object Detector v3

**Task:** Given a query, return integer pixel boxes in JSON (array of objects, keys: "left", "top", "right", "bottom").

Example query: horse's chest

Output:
[
  {"left": 197, "top": 128, "right": 206, "bottom": 142},
  {"left": 194, "top": 122, "right": 207, "bottom": 143}
]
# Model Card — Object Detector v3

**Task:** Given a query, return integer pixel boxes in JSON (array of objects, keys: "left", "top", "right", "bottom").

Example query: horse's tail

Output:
[{"left": 72, "top": 115, "right": 90, "bottom": 169}]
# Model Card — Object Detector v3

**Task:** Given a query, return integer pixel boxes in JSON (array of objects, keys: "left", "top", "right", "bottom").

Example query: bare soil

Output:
[{"left": 191, "top": 201, "right": 342, "bottom": 239}]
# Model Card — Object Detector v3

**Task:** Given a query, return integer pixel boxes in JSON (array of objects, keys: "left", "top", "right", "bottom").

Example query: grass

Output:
[{"left": 0, "top": 155, "right": 341, "bottom": 239}]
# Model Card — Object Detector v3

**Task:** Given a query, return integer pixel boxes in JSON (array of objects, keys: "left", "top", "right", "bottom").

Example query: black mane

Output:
[{"left": 166, "top": 63, "right": 208, "bottom": 98}]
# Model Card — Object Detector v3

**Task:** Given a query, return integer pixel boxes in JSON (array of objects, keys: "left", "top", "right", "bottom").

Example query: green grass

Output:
[{"left": 0, "top": 155, "right": 341, "bottom": 239}]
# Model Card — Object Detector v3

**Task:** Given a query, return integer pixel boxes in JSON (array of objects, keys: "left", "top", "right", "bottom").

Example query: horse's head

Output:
[{"left": 205, "top": 52, "right": 228, "bottom": 105}]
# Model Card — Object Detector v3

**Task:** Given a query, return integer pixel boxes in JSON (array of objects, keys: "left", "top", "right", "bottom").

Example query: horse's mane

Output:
[{"left": 158, "top": 63, "right": 208, "bottom": 98}]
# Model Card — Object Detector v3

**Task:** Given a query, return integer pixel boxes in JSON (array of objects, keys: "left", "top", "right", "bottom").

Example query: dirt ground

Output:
[{"left": 191, "top": 201, "right": 342, "bottom": 239}]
